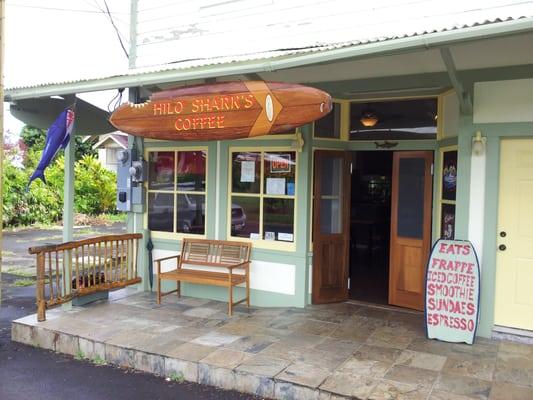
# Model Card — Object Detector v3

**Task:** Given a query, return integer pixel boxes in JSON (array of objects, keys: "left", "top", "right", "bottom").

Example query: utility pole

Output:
[{"left": 0, "top": 0, "right": 5, "bottom": 305}]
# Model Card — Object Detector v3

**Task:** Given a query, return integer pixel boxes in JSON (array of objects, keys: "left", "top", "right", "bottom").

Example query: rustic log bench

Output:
[{"left": 155, "top": 238, "right": 251, "bottom": 316}]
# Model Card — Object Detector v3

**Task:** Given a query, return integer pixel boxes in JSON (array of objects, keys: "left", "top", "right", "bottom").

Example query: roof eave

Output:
[{"left": 5, "top": 17, "right": 533, "bottom": 101}]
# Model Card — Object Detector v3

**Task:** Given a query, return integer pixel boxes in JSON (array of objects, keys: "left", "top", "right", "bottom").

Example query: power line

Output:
[
  {"left": 9, "top": 1, "right": 130, "bottom": 58},
  {"left": 7, "top": 3, "right": 129, "bottom": 15},
  {"left": 101, "top": 0, "right": 129, "bottom": 60}
]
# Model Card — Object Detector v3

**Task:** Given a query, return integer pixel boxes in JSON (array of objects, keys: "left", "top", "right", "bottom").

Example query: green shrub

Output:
[
  {"left": 74, "top": 155, "right": 117, "bottom": 215},
  {"left": 3, "top": 144, "right": 117, "bottom": 227}
]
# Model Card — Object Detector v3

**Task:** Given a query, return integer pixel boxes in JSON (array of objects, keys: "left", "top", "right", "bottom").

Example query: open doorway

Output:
[{"left": 349, "top": 151, "right": 393, "bottom": 305}]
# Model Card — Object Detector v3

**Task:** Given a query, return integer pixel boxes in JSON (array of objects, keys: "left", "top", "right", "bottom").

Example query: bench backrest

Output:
[{"left": 179, "top": 238, "right": 251, "bottom": 267}]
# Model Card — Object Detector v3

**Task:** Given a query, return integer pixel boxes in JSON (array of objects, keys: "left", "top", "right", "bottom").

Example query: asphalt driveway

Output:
[
  {"left": 0, "top": 224, "right": 260, "bottom": 400},
  {"left": 2, "top": 222, "right": 127, "bottom": 277}
]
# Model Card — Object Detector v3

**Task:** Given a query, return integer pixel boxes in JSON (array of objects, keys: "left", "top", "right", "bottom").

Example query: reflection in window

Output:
[
  {"left": 232, "top": 152, "right": 260, "bottom": 194},
  {"left": 350, "top": 99, "right": 437, "bottom": 140},
  {"left": 315, "top": 103, "right": 341, "bottom": 138},
  {"left": 148, "top": 193, "right": 174, "bottom": 232},
  {"left": 177, "top": 194, "right": 205, "bottom": 234},
  {"left": 230, "top": 196, "right": 259, "bottom": 238},
  {"left": 147, "top": 150, "right": 207, "bottom": 235},
  {"left": 263, "top": 198, "right": 294, "bottom": 241},
  {"left": 230, "top": 151, "right": 296, "bottom": 243},
  {"left": 177, "top": 151, "right": 206, "bottom": 191},
  {"left": 148, "top": 152, "right": 175, "bottom": 190}
]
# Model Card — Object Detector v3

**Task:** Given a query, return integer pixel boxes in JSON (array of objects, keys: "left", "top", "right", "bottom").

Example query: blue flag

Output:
[{"left": 28, "top": 109, "right": 75, "bottom": 187}]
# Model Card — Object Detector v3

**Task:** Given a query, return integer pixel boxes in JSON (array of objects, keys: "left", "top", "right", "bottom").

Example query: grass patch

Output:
[
  {"left": 7, "top": 268, "right": 35, "bottom": 278},
  {"left": 12, "top": 279, "right": 36, "bottom": 287},
  {"left": 19, "top": 234, "right": 62, "bottom": 243},
  {"left": 74, "top": 229, "right": 98, "bottom": 236},
  {"left": 74, "top": 350, "right": 86, "bottom": 361},
  {"left": 99, "top": 213, "right": 127, "bottom": 223},
  {"left": 92, "top": 355, "right": 106, "bottom": 366},
  {"left": 2, "top": 250, "right": 15, "bottom": 257},
  {"left": 167, "top": 372, "right": 185, "bottom": 383}
]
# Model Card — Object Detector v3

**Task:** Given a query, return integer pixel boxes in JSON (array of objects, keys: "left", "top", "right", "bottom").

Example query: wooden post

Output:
[
  {"left": 62, "top": 132, "right": 75, "bottom": 310},
  {"left": 36, "top": 252, "right": 46, "bottom": 322}
]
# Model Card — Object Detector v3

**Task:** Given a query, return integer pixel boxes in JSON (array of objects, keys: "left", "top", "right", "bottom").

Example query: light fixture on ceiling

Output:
[
  {"left": 472, "top": 130, "right": 486, "bottom": 156},
  {"left": 360, "top": 110, "right": 378, "bottom": 127}
]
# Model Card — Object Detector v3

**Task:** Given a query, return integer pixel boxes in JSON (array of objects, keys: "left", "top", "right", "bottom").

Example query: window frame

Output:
[
  {"left": 144, "top": 146, "right": 208, "bottom": 240},
  {"left": 106, "top": 147, "right": 120, "bottom": 165},
  {"left": 227, "top": 146, "right": 298, "bottom": 251},
  {"left": 437, "top": 145, "right": 458, "bottom": 240},
  {"left": 312, "top": 100, "right": 350, "bottom": 141}
]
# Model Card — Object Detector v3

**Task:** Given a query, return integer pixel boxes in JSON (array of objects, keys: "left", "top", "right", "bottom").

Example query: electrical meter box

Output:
[
  {"left": 116, "top": 149, "right": 133, "bottom": 212},
  {"left": 117, "top": 148, "right": 147, "bottom": 212}
]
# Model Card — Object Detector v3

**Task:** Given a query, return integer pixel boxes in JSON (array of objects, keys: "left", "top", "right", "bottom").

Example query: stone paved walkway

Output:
[{"left": 12, "top": 291, "right": 533, "bottom": 400}]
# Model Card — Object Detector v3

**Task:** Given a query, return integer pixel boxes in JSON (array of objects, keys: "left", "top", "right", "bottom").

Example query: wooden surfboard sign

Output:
[{"left": 109, "top": 81, "right": 332, "bottom": 141}]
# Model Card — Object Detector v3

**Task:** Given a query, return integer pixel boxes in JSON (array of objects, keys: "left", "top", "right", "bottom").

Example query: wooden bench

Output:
[{"left": 155, "top": 238, "right": 251, "bottom": 316}]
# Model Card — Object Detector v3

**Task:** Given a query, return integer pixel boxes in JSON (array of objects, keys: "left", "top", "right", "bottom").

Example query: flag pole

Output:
[{"left": 0, "top": 0, "right": 5, "bottom": 306}]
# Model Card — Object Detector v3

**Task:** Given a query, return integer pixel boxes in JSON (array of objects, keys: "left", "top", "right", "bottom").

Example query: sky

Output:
[{"left": 3, "top": 0, "right": 131, "bottom": 135}]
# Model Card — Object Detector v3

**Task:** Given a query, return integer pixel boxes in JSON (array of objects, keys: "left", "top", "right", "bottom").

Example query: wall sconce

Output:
[
  {"left": 291, "top": 131, "right": 304, "bottom": 153},
  {"left": 472, "top": 130, "right": 486, "bottom": 156}
]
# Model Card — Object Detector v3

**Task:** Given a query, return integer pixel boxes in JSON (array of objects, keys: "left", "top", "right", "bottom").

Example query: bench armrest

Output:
[
  {"left": 155, "top": 254, "right": 181, "bottom": 263},
  {"left": 226, "top": 261, "right": 250, "bottom": 270},
  {"left": 155, "top": 255, "right": 181, "bottom": 275}
]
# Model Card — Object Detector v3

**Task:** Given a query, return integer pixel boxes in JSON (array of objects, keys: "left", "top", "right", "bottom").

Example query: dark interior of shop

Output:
[{"left": 349, "top": 151, "right": 392, "bottom": 305}]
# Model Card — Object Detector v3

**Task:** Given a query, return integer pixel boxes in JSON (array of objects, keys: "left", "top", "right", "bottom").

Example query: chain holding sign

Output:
[{"left": 425, "top": 239, "right": 480, "bottom": 345}]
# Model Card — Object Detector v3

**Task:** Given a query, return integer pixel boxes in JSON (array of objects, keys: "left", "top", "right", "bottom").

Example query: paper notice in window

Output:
[
  {"left": 266, "top": 178, "right": 286, "bottom": 195},
  {"left": 264, "top": 231, "right": 275, "bottom": 241},
  {"left": 241, "top": 161, "right": 255, "bottom": 182},
  {"left": 278, "top": 233, "right": 293, "bottom": 242},
  {"left": 250, "top": 233, "right": 260, "bottom": 240}
]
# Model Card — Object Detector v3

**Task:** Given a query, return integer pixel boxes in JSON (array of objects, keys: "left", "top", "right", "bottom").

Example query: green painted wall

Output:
[
  {"left": 469, "top": 122, "right": 533, "bottom": 337},
  {"left": 142, "top": 130, "right": 314, "bottom": 308},
  {"left": 158, "top": 280, "right": 303, "bottom": 308},
  {"left": 127, "top": 71, "right": 533, "bottom": 340}
]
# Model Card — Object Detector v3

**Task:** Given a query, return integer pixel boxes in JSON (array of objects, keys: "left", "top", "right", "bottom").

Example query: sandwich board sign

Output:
[{"left": 425, "top": 239, "right": 480, "bottom": 344}]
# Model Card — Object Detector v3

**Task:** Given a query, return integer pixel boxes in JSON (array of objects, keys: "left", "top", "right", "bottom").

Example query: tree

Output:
[{"left": 19, "top": 125, "right": 97, "bottom": 160}]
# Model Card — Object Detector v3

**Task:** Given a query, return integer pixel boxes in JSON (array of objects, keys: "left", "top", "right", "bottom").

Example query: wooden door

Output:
[
  {"left": 312, "top": 150, "right": 351, "bottom": 303},
  {"left": 495, "top": 139, "right": 533, "bottom": 330},
  {"left": 389, "top": 151, "right": 433, "bottom": 310}
]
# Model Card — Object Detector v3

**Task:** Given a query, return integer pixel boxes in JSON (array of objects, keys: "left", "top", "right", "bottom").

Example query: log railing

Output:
[{"left": 29, "top": 233, "right": 143, "bottom": 321}]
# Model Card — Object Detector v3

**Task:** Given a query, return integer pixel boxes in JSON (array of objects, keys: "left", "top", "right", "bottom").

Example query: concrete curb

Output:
[{"left": 12, "top": 318, "right": 353, "bottom": 400}]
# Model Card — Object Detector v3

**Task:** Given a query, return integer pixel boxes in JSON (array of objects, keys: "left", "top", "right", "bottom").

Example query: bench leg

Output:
[
  {"left": 177, "top": 280, "right": 181, "bottom": 298},
  {"left": 228, "top": 284, "right": 233, "bottom": 316},
  {"left": 157, "top": 275, "right": 161, "bottom": 305},
  {"left": 246, "top": 269, "right": 250, "bottom": 308}
]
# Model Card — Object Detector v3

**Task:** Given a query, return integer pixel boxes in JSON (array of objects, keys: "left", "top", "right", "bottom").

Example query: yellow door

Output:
[{"left": 495, "top": 139, "right": 533, "bottom": 330}]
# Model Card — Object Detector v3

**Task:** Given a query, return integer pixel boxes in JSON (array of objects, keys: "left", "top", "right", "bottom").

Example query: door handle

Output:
[
  {"left": 499, "top": 244, "right": 507, "bottom": 251},
  {"left": 500, "top": 231, "right": 507, "bottom": 238}
]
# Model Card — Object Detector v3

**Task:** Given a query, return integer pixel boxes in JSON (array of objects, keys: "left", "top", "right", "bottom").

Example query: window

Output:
[
  {"left": 314, "top": 103, "right": 341, "bottom": 139},
  {"left": 230, "top": 150, "right": 296, "bottom": 244},
  {"left": 350, "top": 99, "right": 438, "bottom": 140},
  {"left": 106, "top": 148, "right": 120, "bottom": 164},
  {"left": 147, "top": 150, "right": 207, "bottom": 235},
  {"left": 438, "top": 148, "right": 457, "bottom": 240}
]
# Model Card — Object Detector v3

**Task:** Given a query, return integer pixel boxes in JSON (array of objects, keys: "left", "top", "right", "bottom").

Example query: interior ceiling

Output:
[{"left": 138, "top": 31, "right": 533, "bottom": 100}]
